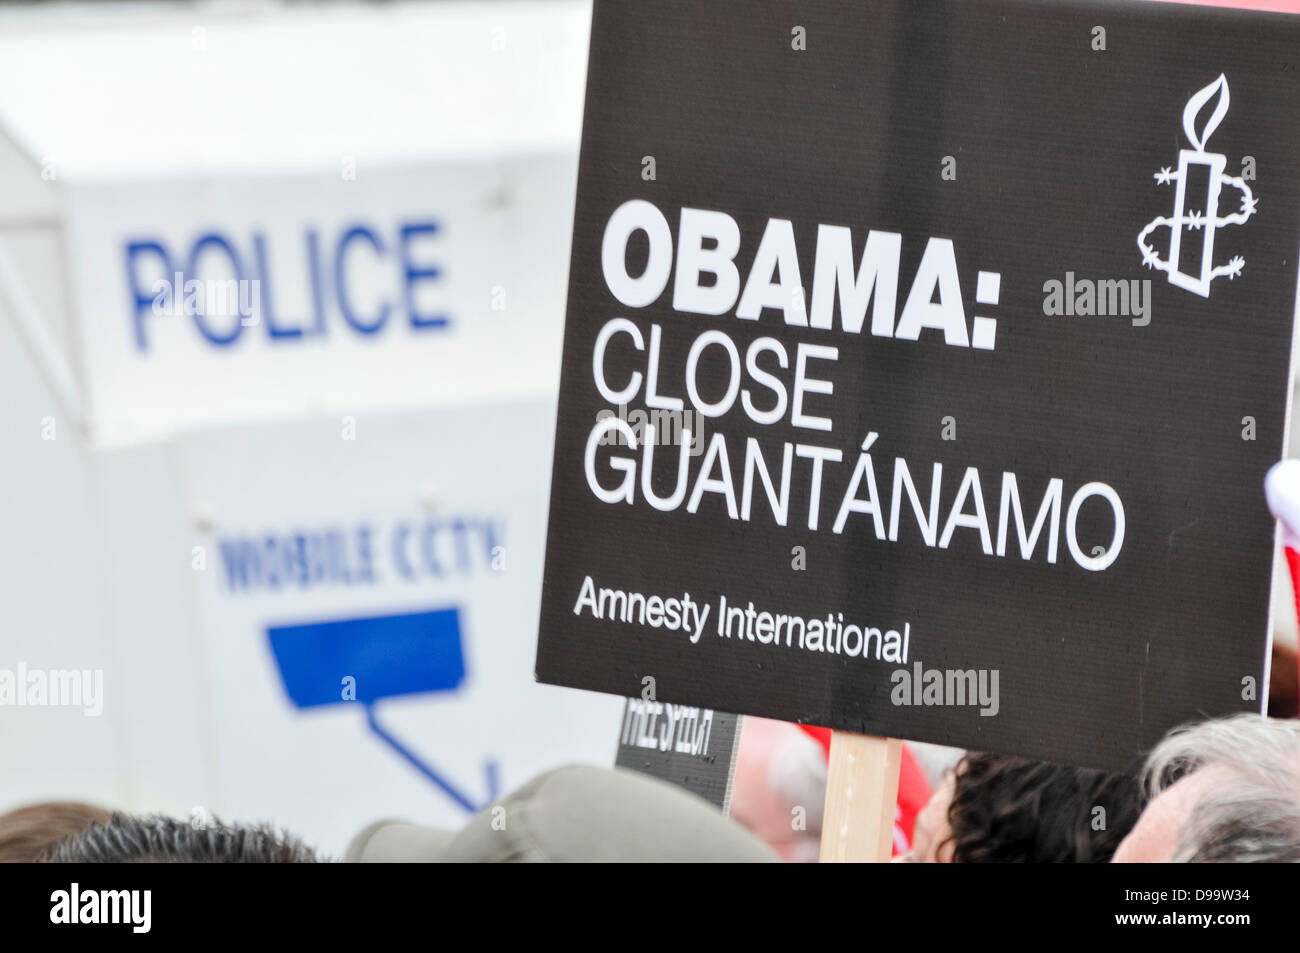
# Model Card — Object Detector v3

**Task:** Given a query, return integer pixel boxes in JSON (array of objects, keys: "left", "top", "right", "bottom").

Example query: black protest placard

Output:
[
  {"left": 615, "top": 699, "right": 741, "bottom": 811},
  {"left": 536, "top": 0, "right": 1300, "bottom": 770}
]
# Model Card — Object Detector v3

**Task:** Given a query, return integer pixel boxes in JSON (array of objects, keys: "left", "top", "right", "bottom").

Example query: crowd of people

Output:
[
  {"left": 2, "top": 702, "right": 1298, "bottom": 863},
  {"left": 5, "top": 471, "right": 1298, "bottom": 864}
]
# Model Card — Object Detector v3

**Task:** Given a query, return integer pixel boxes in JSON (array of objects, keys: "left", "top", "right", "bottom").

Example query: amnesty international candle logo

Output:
[{"left": 1138, "top": 74, "right": 1258, "bottom": 298}]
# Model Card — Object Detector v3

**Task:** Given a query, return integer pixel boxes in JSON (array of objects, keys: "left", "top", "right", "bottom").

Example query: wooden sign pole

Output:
[{"left": 819, "top": 732, "right": 902, "bottom": 862}]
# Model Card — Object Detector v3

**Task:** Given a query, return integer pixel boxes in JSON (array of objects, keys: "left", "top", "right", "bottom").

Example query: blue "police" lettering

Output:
[{"left": 125, "top": 220, "right": 448, "bottom": 351}]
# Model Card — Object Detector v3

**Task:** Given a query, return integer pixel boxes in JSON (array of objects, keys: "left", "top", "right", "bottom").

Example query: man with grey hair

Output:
[{"left": 1113, "top": 713, "right": 1300, "bottom": 862}]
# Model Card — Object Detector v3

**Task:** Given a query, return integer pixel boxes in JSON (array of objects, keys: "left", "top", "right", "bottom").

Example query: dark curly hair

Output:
[{"left": 943, "top": 752, "right": 1140, "bottom": 863}]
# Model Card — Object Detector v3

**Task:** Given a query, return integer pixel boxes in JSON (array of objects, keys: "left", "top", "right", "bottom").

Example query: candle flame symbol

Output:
[
  {"left": 1183, "top": 74, "right": 1229, "bottom": 152},
  {"left": 1137, "top": 74, "right": 1256, "bottom": 298}
]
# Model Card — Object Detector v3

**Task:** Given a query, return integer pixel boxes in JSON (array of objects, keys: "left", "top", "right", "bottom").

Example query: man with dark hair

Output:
[
  {"left": 43, "top": 813, "right": 323, "bottom": 863},
  {"left": 899, "top": 752, "right": 1141, "bottom": 863}
]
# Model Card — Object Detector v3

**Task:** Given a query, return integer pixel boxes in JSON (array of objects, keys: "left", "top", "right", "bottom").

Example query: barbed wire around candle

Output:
[{"left": 1137, "top": 74, "right": 1258, "bottom": 299}]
